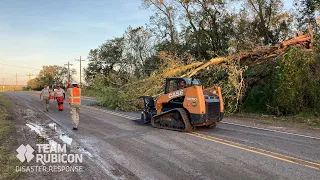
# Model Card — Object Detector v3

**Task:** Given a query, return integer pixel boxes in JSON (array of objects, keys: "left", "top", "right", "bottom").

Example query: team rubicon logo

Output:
[
  {"left": 16, "top": 144, "right": 35, "bottom": 163},
  {"left": 15, "top": 143, "right": 84, "bottom": 173}
]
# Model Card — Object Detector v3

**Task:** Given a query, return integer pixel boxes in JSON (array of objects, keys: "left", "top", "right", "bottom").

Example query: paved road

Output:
[{"left": 5, "top": 91, "right": 320, "bottom": 179}]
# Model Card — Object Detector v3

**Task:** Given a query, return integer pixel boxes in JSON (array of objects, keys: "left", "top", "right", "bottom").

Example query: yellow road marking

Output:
[
  {"left": 82, "top": 105, "right": 320, "bottom": 171},
  {"left": 188, "top": 132, "right": 320, "bottom": 171},
  {"left": 191, "top": 132, "right": 320, "bottom": 167}
]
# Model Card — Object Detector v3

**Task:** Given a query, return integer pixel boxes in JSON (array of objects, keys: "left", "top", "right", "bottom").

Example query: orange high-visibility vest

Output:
[{"left": 68, "top": 87, "right": 81, "bottom": 105}]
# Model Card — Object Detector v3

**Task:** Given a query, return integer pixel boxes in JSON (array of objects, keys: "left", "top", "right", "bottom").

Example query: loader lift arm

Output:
[{"left": 140, "top": 96, "right": 156, "bottom": 124}]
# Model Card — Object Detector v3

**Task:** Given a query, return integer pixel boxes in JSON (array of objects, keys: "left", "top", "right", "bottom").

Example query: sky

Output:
[
  {"left": 0, "top": 0, "right": 293, "bottom": 85},
  {"left": 0, "top": 0, "right": 152, "bottom": 85}
]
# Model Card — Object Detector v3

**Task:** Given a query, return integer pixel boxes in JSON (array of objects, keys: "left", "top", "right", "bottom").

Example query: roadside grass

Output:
[
  {"left": 0, "top": 94, "right": 21, "bottom": 179},
  {"left": 230, "top": 113, "right": 320, "bottom": 130},
  {"left": 82, "top": 88, "right": 103, "bottom": 98}
]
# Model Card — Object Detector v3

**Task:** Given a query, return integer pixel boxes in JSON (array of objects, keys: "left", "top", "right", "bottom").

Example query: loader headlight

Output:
[
  {"left": 192, "top": 102, "right": 197, "bottom": 107},
  {"left": 213, "top": 90, "right": 217, "bottom": 95}
]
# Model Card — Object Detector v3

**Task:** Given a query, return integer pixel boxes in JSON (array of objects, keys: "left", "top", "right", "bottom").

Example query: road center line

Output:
[
  {"left": 191, "top": 132, "right": 320, "bottom": 167},
  {"left": 220, "top": 122, "right": 320, "bottom": 140},
  {"left": 188, "top": 132, "right": 320, "bottom": 171}
]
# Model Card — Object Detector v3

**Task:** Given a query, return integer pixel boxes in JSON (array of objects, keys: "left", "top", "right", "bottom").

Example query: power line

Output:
[
  {"left": 0, "top": 73, "right": 28, "bottom": 76},
  {"left": 1, "top": 77, "right": 16, "bottom": 80},
  {"left": 0, "top": 73, "right": 16, "bottom": 75},
  {"left": 1, "top": 73, "right": 36, "bottom": 86},
  {"left": 0, "top": 62, "right": 42, "bottom": 70}
]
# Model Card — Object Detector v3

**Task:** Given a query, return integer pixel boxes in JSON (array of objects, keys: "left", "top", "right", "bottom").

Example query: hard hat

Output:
[{"left": 71, "top": 80, "right": 78, "bottom": 85}]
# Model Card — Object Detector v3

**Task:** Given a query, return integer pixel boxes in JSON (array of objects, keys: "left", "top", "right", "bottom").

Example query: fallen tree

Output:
[
  {"left": 184, "top": 30, "right": 313, "bottom": 78},
  {"left": 86, "top": 30, "right": 319, "bottom": 116}
]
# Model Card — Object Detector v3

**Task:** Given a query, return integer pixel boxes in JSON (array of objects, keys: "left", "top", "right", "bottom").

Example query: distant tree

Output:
[
  {"left": 27, "top": 78, "right": 39, "bottom": 89},
  {"left": 295, "top": 0, "right": 320, "bottom": 30},
  {"left": 143, "top": 0, "right": 179, "bottom": 52},
  {"left": 84, "top": 37, "right": 128, "bottom": 86},
  {"left": 244, "top": 0, "right": 293, "bottom": 45},
  {"left": 124, "top": 26, "right": 154, "bottom": 77},
  {"left": 178, "top": 0, "right": 235, "bottom": 58},
  {"left": 99, "top": 37, "right": 125, "bottom": 75},
  {"left": 36, "top": 65, "right": 75, "bottom": 87},
  {"left": 230, "top": 9, "right": 256, "bottom": 52},
  {"left": 84, "top": 49, "right": 103, "bottom": 83}
]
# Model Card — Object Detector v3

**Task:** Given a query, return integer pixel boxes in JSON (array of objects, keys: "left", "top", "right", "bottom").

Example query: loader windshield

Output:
[
  {"left": 165, "top": 78, "right": 202, "bottom": 94},
  {"left": 184, "top": 78, "right": 201, "bottom": 86}
]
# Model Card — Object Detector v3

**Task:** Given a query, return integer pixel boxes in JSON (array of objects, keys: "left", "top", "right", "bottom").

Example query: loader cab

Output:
[{"left": 164, "top": 78, "right": 201, "bottom": 94}]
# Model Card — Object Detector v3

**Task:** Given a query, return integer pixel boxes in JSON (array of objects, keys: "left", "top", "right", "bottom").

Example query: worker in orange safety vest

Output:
[{"left": 67, "top": 80, "right": 81, "bottom": 130}]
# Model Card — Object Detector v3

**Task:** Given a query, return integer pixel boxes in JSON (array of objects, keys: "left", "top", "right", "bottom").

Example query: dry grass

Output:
[{"left": 0, "top": 94, "right": 21, "bottom": 179}]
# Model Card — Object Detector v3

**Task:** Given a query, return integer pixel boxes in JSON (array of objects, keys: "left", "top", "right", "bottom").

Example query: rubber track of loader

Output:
[{"left": 151, "top": 108, "right": 193, "bottom": 132}]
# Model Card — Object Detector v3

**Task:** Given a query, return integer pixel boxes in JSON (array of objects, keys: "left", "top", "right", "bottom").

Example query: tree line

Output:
[
  {"left": 85, "top": 0, "right": 318, "bottom": 81},
  {"left": 84, "top": 0, "right": 320, "bottom": 116}
]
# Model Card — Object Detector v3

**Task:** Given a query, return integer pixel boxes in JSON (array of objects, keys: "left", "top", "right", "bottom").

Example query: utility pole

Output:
[
  {"left": 26, "top": 73, "right": 34, "bottom": 81},
  {"left": 2, "top": 78, "right": 4, "bottom": 91},
  {"left": 75, "top": 56, "right": 85, "bottom": 87},
  {"left": 64, "top": 61, "right": 73, "bottom": 83},
  {"left": 16, "top": 73, "right": 18, "bottom": 86}
]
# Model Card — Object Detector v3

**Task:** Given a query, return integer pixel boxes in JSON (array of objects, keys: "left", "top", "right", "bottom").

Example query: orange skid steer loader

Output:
[{"left": 140, "top": 78, "right": 224, "bottom": 132}]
